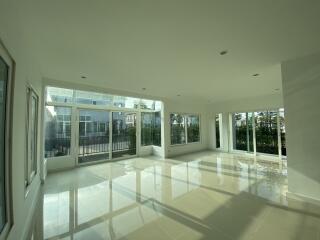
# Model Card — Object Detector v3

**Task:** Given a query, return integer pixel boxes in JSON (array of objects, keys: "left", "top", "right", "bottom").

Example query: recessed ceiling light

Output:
[
  {"left": 81, "top": 76, "right": 87, "bottom": 79},
  {"left": 142, "top": 87, "right": 146, "bottom": 91},
  {"left": 253, "top": 73, "right": 260, "bottom": 77},
  {"left": 220, "top": 50, "right": 228, "bottom": 56}
]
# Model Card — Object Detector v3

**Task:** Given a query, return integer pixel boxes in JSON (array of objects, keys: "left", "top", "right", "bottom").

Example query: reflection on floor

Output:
[{"left": 40, "top": 151, "right": 320, "bottom": 240}]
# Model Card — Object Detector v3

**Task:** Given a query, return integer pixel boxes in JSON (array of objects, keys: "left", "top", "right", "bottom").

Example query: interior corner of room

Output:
[{"left": 1, "top": 1, "right": 320, "bottom": 240}]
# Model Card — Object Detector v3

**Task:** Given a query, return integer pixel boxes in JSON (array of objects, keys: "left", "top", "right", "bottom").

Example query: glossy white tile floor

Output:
[{"left": 41, "top": 151, "right": 320, "bottom": 240}]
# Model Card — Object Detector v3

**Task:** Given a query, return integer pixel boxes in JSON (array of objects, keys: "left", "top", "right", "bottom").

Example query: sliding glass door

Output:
[
  {"left": 78, "top": 110, "right": 110, "bottom": 164},
  {"left": 255, "top": 111, "right": 278, "bottom": 155},
  {"left": 112, "top": 112, "right": 137, "bottom": 159},
  {"left": 232, "top": 112, "right": 254, "bottom": 152},
  {"left": 279, "top": 108, "right": 286, "bottom": 156},
  {"left": 77, "top": 110, "right": 138, "bottom": 164},
  {"left": 231, "top": 109, "right": 287, "bottom": 158}
]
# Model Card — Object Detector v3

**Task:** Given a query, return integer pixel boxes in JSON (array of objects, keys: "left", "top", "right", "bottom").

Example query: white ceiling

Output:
[{"left": 10, "top": 0, "right": 320, "bottom": 103}]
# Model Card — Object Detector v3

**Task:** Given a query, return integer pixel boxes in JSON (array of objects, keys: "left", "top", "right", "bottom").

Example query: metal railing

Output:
[
  {"left": 45, "top": 132, "right": 136, "bottom": 160},
  {"left": 79, "top": 135, "right": 109, "bottom": 156}
]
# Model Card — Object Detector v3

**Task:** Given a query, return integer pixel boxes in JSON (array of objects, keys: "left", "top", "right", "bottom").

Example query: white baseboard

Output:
[{"left": 286, "top": 191, "right": 320, "bottom": 206}]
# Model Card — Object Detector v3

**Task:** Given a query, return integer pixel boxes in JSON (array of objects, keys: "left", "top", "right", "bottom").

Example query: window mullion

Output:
[{"left": 185, "top": 115, "right": 188, "bottom": 144}]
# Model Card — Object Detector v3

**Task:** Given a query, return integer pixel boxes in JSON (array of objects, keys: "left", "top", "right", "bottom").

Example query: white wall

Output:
[
  {"left": 0, "top": 2, "right": 43, "bottom": 239},
  {"left": 209, "top": 93, "right": 283, "bottom": 113},
  {"left": 163, "top": 99, "right": 209, "bottom": 158},
  {"left": 282, "top": 52, "right": 320, "bottom": 201}
]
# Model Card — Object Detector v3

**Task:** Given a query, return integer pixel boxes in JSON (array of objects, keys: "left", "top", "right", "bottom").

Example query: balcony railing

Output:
[{"left": 45, "top": 133, "right": 136, "bottom": 161}]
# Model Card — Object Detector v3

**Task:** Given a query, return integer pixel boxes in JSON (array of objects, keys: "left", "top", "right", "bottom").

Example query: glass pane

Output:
[
  {"left": 279, "top": 108, "right": 286, "bottom": 156},
  {"left": 75, "top": 90, "right": 113, "bottom": 106},
  {"left": 215, "top": 114, "right": 220, "bottom": 148},
  {"left": 187, "top": 115, "right": 200, "bottom": 143},
  {"left": 0, "top": 57, "right": 8, "bottom": 232},
  {"left": 113, "top": 96, "right": 139, "bottom": 109},
  {"left": 44, "top": 106, "right": 72, "bottom": 158},
  {"left": 140, "top": 99, "right": 155, "bottom": 110},
  {"left": 78, "top": 110, "right": 110, "bottom": 164},
  {"left": 141, "top": 112, "right": 161, "bottom": 147},
  {"left": 112, "top": 112, "right": 137, "bottom": 158},
  {"left": 170, "top": 114, "right": 186, "bottom": 145},
  {"left": 154, "top": 101, "right": 162, "bottom": 111},
  {"left": 247, "top": 112, "right": 254, "bottom": 152},
  {"left": 141, "top": 112, "right": 153, "bottom": 146},
  {"left": 255, "top": 111, "right": 278, "bottom": 155},
  {"left": 31, "top": 95, "right": 38, "bottom": 173},
  {"left": 153, "top": 112, "right": 161, "bottom": 146},
  {"left": 46, "top": 87, "right": 73, "bottom": 103},
  {"left": 232, "top": 112, "right": 253, "bottom": 151}
]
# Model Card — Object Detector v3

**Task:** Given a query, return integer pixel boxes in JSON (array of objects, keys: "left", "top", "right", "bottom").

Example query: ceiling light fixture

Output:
[{"left": 220, "top": 50, "right": 228, "bottom": 56}]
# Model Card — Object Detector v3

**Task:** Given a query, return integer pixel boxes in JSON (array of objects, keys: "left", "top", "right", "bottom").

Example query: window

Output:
[
  {"left": 25, "top": 86, "right": 39, "bottom": 188},
  {"left": 75, "top": 90, "right": 113, "bottom": 106},
  {"left": 46, "top": 87, "right": 73, "bottom": 103},
  {"left": 279, "top": 108, "right": 286, "bottom": 156},
  {"left": 140, "top": 99, "right": 155, "bottom": 110},
  {"left": 231, "top": 109, "right": 286, "bottom": 157},
  {"left": 45, "top": 87, "right": 163, "bottom": 111},
  {"left": 215, "top": 114, "right": 221, "bottom": 148},
  {"left": 154, "top": 101, "right": 162, "bottom": 111},
  {"left": 170, "top": 113, "right": 200, "bottom": 145},
  {"left": 232, "top": 112, "right": 254, "bottom": 152},
  {"left": 170, "top": 114, "right": 186, "bottom": 145},
  {"left": 44, "top": 106, "right": 72, "bottom": 158},
  {"left": 153, "top": 112, "right": 161, "bottom": 146},
  {"left": 113, "top": 96, "right": 139, "bottom": 109},
  {"left": 187, "top": 115, "right": 200, "bottom": 143},
  {"left": 255, "top": 110, "right": 278, "bottom": 155},
  {"left": 0, "top": 44, "right": 13, "bottom": 238},
  {"left": 141, "top": 112, "right": 161, "bottom": 146}
]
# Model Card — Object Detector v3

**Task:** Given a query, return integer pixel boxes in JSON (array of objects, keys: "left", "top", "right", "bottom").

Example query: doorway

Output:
[{"left": 77, "top": 109, "right": 137, "bottom": 164}]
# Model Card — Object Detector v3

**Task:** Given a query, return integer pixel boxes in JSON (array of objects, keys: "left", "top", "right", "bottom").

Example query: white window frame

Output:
[
  {"left": 215, "top": 113, "right": 222, "bottom": 149},
  {"left": 140, "top": 111, "right": 162, "bottom": 147},
  {"left": 44, "top": 85, "right": 163, "bottom": 164},
  {"left": 170, "top": 113, "right": 201, "bottom": 146},
  {"left": 44, "top": 105, "right": 73, "bottom": 160},
  {"left": 230, "top": 109, "right": 286, "bottom": 162},
  {"left": 25, "top": 85, "right": 39, "bottom": 193},
  {"left": 0, "top": 40, "right": 14, "bottom": 240}
]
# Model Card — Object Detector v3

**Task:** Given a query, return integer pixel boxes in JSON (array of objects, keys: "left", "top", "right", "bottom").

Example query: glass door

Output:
[
  {"left": 254, "top": 110, "right": 278, "bottom": 155},
  {"left": 78, "top": 109, "right": 110, "bottom": 164},
  {"left": 232, "top": 112, "right": 254, "bottom": 152},
  {"left": 112, "top": 112, "right": 137, "bottom": 159}
]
